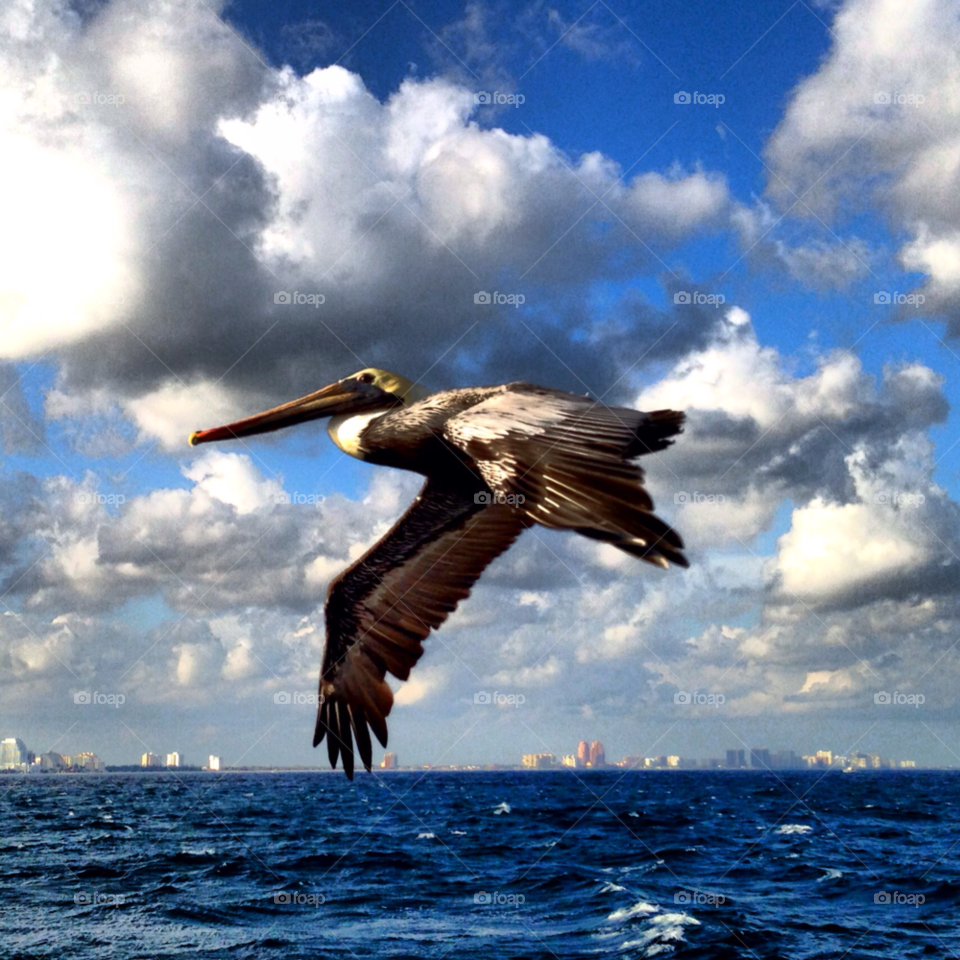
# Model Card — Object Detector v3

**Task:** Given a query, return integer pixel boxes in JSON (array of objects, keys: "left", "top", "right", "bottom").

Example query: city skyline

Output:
[{"left": 0, "top": 731, "right": 931, "bottom": 772}]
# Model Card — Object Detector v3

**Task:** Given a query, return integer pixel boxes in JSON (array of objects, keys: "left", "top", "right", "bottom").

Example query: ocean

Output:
[{"left": 1, "top": 770, "right": 957, "bottom": 958}]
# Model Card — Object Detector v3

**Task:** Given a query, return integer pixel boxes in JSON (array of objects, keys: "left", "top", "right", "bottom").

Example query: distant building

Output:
[
  {"left": 165, "top": 752, "right": 182, "bottom": 768},
  {"left": 77, "top": 752, "right": 104, "bottom": 772},
  {"left": 815, "top": 750, "right": 833, "bottom": 767},
  {"left": 207, "top": 755, "right": 221, "bottom": 771},
  {"left": 900, "top": 760, "right": 916, "bottom": 768},
  {"left": 770, "top": 750, "right": 803, "bottom": 769},
  {"left": 666, "top": 755, "right": 681, "bottom": 768},
  {"left": 620, "top": 756, "right": 644, "bottom": 770},
  {"left": 588, "top": 740, "right": 605, "bottom": 768},
  {"left": 750, "top": 748, "right": 771, "bottom": 769},
  {"left": 577, "top": 741, "right": 590, "bottom": 764},
  {"left": 0, "top": 738, "right": 29, "bottom": 771},
  {"left": 725, "top": 749, "right": 746, "bottom": 768},
  {"left": 380, "top": 752, "right": 398, "bottom": 770},
  {"left": 141, "top": 752, "right": 162, "bottom": 768},
  {"left": 561, "top": 755, "right": 583, "bottom": 768},
  {"left": 521, "top": 753, "right": 556, "bottom": 769},
  {"left": 33, "top": 752, "right": 67, "bottom": 772}
]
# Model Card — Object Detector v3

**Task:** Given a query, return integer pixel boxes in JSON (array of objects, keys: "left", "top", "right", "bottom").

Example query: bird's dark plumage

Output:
[{"left": 190, "top": 371, "right": 687, "bottom": 779}]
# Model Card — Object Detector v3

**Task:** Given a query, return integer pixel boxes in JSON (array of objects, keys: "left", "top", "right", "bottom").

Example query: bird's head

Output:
[{"left": 189, "top": 367, "right": 428, "bottom": 447}]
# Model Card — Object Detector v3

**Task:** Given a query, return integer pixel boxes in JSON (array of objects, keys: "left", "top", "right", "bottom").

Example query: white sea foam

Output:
[
  {"left": 417, "top": 832, "right": 435, "bottom": 839},
  {"left": 818, "top": 868, "right": 843, "bottom": 882},
  {"left": 599, "top": 881, "right": 627, "bottom": 894},
  {"left": 777, "top": 824, "right": 813, "bottom": 835},
  {"left": 619, "top": 911, "right": 700, "bottom": 956},
  {"left": 492, "top": 802, "right": 511, "bottom": 815},
  {"left": 607, "top": 900, "right": 658, "bottom": 922},
  {"left": 451, "top": 830, "right": 467, "bottom": 836}
]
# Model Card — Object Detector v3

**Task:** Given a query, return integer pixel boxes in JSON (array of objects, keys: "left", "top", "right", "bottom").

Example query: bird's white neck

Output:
[{"left": 327, "top": 410, "right": 386, "bottom": 459}]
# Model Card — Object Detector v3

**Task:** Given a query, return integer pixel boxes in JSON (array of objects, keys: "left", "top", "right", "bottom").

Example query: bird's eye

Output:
[{"left": 357, "top": 372, "right": 375, "bottom": 385}]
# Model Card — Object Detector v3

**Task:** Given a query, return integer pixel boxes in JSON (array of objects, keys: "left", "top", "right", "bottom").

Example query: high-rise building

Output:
[
  {"left": 208, "top": 755, "right": 221, "bottom": 771},
  {"left": 380, "top": 753, "right": 398, "bottom": 770},
  {"left": 521, "top": 753, "right": 556, "bottom": 769},
  {"left": 0, "top": 738, "right": 28, "bottom": 771},
  {"left": 36, "top": 752, "right": 67, "bottom": 771},
  {"left": 725, "top": 749, "right": 746, "bottom": 768},
  {"left": 577, "top": 741, "right": 590, "bottom": 764},
  {"left": 141, "top": 752, "right": 162, "bottom": 768},
  {"left": 770, "top": 750, "right": 802, "bottom": 769},
  {"left": 815, "top": 750, "right": 833, "bottom": 767},
  {"left": 561, "top": 755, "right": 582, "bottom": 768},
  {"left": 165, "top": 752, "right": 182, "bottom": 768},
  {"left": 620, "top": 756, "right": 643, "bottom": 770},
  {"left": 750, "top": 748, "right": 771, "bottom": 769},
  {"left": 73, "top": 752, "right": 104, "bottom": 772},
  {"left": 588, "top": 740, "right": 605, "bottom": 768}
]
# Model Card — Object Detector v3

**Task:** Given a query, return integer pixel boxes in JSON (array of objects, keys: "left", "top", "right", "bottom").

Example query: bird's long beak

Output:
[{"left": 189, "top": 378, "right": 393, "bottom": 446}]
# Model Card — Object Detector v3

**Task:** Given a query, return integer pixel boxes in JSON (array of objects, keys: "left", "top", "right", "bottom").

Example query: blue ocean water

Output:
[{"left": 1, "top": 770, "right": 958, "bottom": 959}]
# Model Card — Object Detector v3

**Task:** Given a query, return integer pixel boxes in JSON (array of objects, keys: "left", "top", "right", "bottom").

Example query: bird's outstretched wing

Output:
[
  {"left": 314, "top": 478, "right": 530, "bottom": 778},
  {"left": 444, "top": 385, "right": 687, "bottom": 569}
]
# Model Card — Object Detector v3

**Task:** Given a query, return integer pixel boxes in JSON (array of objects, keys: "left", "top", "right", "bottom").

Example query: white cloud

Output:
[
  {"left": 764, "top": 0, "right": 960, "bottom": 329},
  {"left": 182, "top": 451, "right": 284, "bottom": 515},
  {"left": 770, "top": 498, "right": 928, "bottom": 602}
]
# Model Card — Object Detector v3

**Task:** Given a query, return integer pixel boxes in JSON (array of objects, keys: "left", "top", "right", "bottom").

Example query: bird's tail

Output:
[{"left": 502, "top": 409, "right": 688, "bottom": 568}]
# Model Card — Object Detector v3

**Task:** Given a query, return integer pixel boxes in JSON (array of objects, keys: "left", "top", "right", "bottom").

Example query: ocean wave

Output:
[
  {"left": 598, "top": 881, "right": 627, "bottom": 893},
  {"left": 607, "top": 900, "right": 658, "bottom": 922}
]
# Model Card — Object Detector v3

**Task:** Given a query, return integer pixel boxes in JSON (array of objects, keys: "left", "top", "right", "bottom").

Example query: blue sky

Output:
[{"left": 2, "top": 0, "right": 960, "bottom": 769}]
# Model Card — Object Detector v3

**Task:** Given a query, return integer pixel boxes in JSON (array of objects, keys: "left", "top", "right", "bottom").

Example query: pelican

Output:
[{"left": 190, "top": 369, "right": 687, "bottom": 778}]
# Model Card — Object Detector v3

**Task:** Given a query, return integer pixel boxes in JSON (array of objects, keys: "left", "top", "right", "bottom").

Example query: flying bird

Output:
[{"left": 190, "top": 369, "right": 687, "bottom": 778}]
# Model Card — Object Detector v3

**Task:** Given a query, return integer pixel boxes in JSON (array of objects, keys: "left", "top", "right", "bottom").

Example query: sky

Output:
[{"left": 2, "top": 0, "right": 960, "bottom": 769}]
